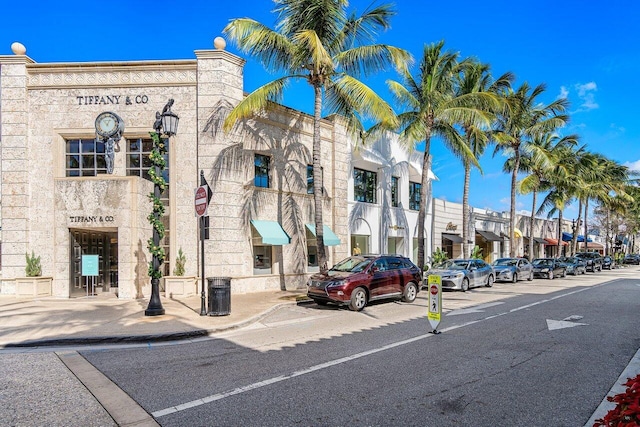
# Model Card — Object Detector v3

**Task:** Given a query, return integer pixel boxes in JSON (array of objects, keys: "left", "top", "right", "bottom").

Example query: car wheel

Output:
[
  {"left": 485, "top": 275, "right": 494, "bottom": 288},
  {"left": 461, "top": 278, "right": 470, "bottom": 292},
  {"left": 402, "top": 282, "right": 418, "bottom": 303},
  {"left": 528, "top": 272, "right": 533, "bottom": 281},
  {"left": 548, "top": 271, "right": 554, "bottom": 280},
  {"left": 349, "top": 287, "right": 367, "bottom": 311},
  {"left": 512, "top": 273, "right": 518, "bottom": 283}
]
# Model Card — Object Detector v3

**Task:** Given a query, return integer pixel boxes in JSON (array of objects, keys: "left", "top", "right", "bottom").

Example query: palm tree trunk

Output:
[
  {"left": 529, "top": 191, "right": 536, "bottom": 260},
  {"left": 509, "top": 146, "right": 521, "bottom": 257},
  {"left": 462, "top": 160, "right": 471, "bottom": 258},
  {"left": 583, "top": 200, "right": 589, "bottom": 252},
  {"left": 572, "top": 200, "right": 582, "bottom": 255},
  {"left": 312, "top": 85, "right": 327, "bottom": 272},
  {"left": 557, "top": 209, "right": 563, "bottom": 256},
  {"left": 417, "top": 133, "right": 432, "bottom": 271}
]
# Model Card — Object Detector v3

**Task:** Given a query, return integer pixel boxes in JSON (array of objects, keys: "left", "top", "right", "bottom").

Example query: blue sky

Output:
[{"left": 3, "top": 0, "right": 639, "bottom": 221}]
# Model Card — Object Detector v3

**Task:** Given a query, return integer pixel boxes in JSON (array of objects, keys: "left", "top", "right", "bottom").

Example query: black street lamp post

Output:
[{"left": 145, "top": 99, "right": 179, "bottom": 316}]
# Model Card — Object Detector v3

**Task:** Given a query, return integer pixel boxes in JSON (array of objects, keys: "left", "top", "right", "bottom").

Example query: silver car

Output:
[
  {"left": 426, "top": 259, "right": 495, "bottom": 292},
  {"left": 491, "top": 258, "right": 534, "bottom": 283}
]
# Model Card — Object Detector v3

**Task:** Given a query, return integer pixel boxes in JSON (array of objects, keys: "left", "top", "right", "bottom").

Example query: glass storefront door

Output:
[{"left": 70, "top": 229, "right": 118, "bottom": 296}]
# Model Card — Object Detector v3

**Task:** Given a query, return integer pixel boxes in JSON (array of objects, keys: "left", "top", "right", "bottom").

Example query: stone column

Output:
[
  {"left": 195, "top": 40, "right": 248, "bottom": 278},
  {"left": 0, "top": 44, "right": 33, "bottom": 290}
]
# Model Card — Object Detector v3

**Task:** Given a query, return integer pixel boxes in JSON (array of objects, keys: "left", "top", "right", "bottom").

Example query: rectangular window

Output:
[
  {"left": 354, "top": 168, "right": 377, "bottom": 203},
  {"left": 65, "top": 139, "right": 107, "bottom": 176},
  {"left": 307, "top": 165, "right": 314, "bottom": 194},
  {"left": 391, "top": 176, "right": 399, "bottom": 207},
  {"left": 409, "top": 181, "right": 421, "bottom": 211},
  {"left": 255, "top": 154, "right": 270, "bottom": 188},
  {"left": 253, "top": 246, "right": 272, "bottom": 275}
]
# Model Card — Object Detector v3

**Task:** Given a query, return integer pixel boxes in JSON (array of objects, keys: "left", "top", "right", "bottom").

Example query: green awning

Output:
[
  {"left": 250, "top": 220, "right": 290, "bottom": 245},
  {"left": 305, "top": 224, "right": 341, "bottom": 246}
]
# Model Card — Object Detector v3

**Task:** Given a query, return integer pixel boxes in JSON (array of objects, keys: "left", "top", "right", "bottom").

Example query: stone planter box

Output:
[
  {"left": 15, "top": 277, "right": 53, "bottom": 297},
  {"left": 164, "top": 276, "right": 198, "bottom": 297}
]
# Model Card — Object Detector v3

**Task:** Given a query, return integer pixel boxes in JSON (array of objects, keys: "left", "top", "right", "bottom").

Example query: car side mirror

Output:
[{"left": 371, "top": 266, "right": 379, "bottom": 273}]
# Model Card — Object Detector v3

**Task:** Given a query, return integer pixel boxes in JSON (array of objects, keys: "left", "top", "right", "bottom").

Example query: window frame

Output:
[
  {"left": 354, "top": 167, "right": 377, "bottom": 204},
  {"left": 391, "top": 176, "right": 399, "bottom": 207},
  {"left": 255, "top": 154, "right": 271, "bottom": 188},
  {"left": 409, "top": 181, "right": 421, "bottom": 211},
  {"left": 65, "top": 139, "right": 108, "bottom": 177}
]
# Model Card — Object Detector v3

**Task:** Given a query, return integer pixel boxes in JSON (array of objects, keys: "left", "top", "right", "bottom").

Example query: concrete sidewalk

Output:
[{"left": 0, "top": 290, "right": 309, "bottom": 348}]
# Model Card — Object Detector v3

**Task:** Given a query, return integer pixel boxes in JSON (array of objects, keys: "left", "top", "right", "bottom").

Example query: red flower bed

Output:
[{"left": 594, "top": 373, "right": 640, "bottom": 426}]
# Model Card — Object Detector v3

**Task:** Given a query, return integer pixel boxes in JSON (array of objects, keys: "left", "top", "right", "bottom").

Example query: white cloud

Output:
[
  {"left": 576, "top": 82, "right": 597, "bottom": 96},
  {"left": 559, "top": 86, "right": 569, "bottom": 99},
  {"left": 623, "top": 159, "right": 640, "bottom": 172},
  {"left": 575, "top": 81, "right": 598, "bottom": 111}
]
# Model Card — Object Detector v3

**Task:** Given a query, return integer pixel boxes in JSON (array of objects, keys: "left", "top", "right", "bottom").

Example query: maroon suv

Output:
[{"left": 307, "top": 255, "right": 422, "bottom": 311}]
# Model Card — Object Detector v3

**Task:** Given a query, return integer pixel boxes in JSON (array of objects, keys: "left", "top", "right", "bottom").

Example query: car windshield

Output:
[
  {"left": 493, "top": 259, "right": 517, "bottom": 266},
  {"left": 533, "top": 259, "right": 552, "bottom": 266},
  {"left": 436, "top": 260, "right": 470, "bottom": 270},
  {"left": 330, "top": 256, "right": 372, "bottom": 273}
]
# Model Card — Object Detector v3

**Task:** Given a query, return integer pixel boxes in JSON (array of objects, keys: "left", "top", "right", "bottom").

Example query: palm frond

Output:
[
  {"left": 336, "top": 44, "right": 412, "bottom": 77},
  {"left": 223, "top": 18, "right": 294, "bottom": 72},
  {"left": 223, "top": 77, "right": 294, "bottom": 131}
]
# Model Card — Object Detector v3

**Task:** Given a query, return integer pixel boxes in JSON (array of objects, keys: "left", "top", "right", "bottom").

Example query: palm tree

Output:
[
  {"left": 379, "top": 41, "right": 499, "bottom": 270},
  {"left": 518, "top": 133, "right": 578, "bottom": 259},
  {"left": 493, "top": 82, "right": 569, "bottom": 257},
  {"left": 456, "top": 61, "right": 513, "bottom": 257},
  {"left": 222, "top": 0, "right": 411, "bottom": 272},
  {"left": 580, "top": 155, "right": 630, "bottom": 251}
]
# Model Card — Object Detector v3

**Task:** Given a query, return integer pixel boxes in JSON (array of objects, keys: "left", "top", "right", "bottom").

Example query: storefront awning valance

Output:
[
  {"left": 545, "top": 238, "right": 568, "bottom": 246},
  {"left": 305, "top": 224, "right": 341, "bottom": 246},
  {"left": 562, "top": 232, "right": 592, "bottom": 242},
  {"left": 442, "top": 233, "right": 463, "bottom": 243},
  {"left": 513, "top": 227, "right": 523, "bottom": 238},
  {"left": 251, "top": 220, "right": 290, "bottom": 245},
  {"left": 477, "top": 230, "right": 503, "bottom": 242}
]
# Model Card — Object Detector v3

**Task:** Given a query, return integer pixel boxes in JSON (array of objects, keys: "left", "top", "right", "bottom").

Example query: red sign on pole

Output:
[{"left": 195, "top": 185, "right": 208, "bottom": 217}]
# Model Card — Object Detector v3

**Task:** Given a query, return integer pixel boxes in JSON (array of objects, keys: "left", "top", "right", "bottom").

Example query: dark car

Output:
[
  {"left": 491, "top": 258, "right": 534, "bottom": 282},
  {"left": 601, "top": 256, "right": 615, "bottom": 270},
  {"left": 307, "top": 255, "right": 422, "bottom": 311},
  {"left": 532, "top": 258, "right": 566, "bottom": 279},
  {"left": 558, "top": 256, "right": 587, "bottom": 275},
  {"left": 575, "top": 252, "right": 603, "bottom": 272},
  {"left": 623, "top": 254, "right": 640, "bottom": 265}
]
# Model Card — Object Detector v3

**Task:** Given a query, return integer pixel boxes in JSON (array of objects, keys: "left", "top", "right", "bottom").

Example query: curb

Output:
[{"left": 1, "top": 299, "right": 310, "bottom": 349}]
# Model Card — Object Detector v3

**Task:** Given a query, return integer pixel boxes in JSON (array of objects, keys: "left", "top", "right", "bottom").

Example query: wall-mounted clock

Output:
[{"left": 95, "top": 111, "right": 122, "bottom": 138}]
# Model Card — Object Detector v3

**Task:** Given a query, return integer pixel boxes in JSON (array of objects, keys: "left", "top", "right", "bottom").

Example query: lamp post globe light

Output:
[{"left": 145, "top": 99, "right": 179, "bottom": 316}]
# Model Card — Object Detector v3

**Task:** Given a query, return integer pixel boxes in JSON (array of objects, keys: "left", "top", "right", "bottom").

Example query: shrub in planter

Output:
[
  {"left": 173, "top": 248, "right": 186, "bottom": 276},
  {"left": 25, "top": 251, "right": 42, "bottom": 277}
]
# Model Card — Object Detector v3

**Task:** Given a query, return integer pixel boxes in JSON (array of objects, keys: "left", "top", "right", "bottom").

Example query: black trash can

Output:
[{"left": 207, "top": 277, "right": 231, "bottom": 316}]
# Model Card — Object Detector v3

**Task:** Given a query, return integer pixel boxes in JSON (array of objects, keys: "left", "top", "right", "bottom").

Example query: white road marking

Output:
[
  {"left": 151, "top": 283, "right": 610, "bottom": 418},
  {"left": 546, "top": 319, "right": 589, "bottom": 330},
  {"left": 446, "top": 301, "right": 504, "bottom": 316}
]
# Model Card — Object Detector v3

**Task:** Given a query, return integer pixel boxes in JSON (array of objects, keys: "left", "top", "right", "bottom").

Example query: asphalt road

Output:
[{"left": 81, "top": 275, "right": 640, "bottom": 427}]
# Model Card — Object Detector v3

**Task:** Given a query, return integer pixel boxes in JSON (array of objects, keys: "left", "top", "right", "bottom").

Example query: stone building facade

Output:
[{"left": 0, "top": 41, "right": 348, "bottom": 298}]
